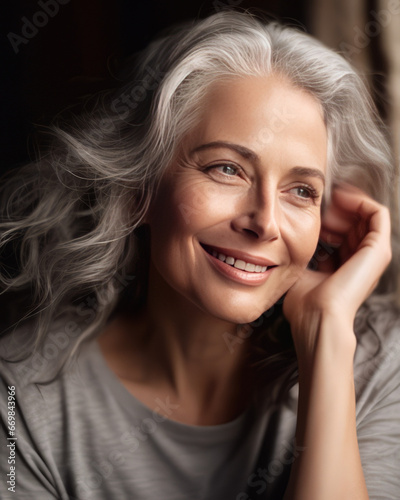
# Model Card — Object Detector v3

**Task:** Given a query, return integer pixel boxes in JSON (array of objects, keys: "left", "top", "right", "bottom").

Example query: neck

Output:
[
  {"left": 148, "top": 265, "right": 254, "bottom": 418},
  {"left": 99, "top": 266, "right": 256, "bottom": 425}
]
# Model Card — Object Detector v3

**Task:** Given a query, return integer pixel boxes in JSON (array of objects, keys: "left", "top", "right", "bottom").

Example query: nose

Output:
[{"left": 232, "top": 188, "right": 280, "bottom": 241}]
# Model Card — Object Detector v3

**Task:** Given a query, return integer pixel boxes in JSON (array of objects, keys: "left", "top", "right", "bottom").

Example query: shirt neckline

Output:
[{"left": 81, "top": 338, "right": 252, "bottom": 439}]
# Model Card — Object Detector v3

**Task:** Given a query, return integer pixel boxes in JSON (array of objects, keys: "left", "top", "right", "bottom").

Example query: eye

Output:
[
  {"left": 203, "top": 162, "right": 243, "bottom": 180},
  {"left": 290, "top": 185, "right": 320, "bottom": 201},
  {"left": 202, "top": 161, "right": 248, "bottom": 186},
  {"left": 294, "top": 186, "right": 313, "bottom": 198},
  {"left": 211, "top": 164, "right": 239, "bottom": 176}
]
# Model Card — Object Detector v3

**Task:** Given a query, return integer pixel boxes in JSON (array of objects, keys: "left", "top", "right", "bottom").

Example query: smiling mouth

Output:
[{"left": 201, "top": 244, "right": 276, "bottom": 274}]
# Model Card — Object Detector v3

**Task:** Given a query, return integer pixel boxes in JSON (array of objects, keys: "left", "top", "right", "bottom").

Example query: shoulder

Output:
[
  {"left": 0, "top": 320, "right": 113, "bottom": 499},
  {"left": 0, "top": 316, "right": 80, "bottom": 385},
  {"left": 352, "top": 301, "right": 400, "bottom": 498},
  {"left": 0, "top": 315, "right": 107, "bottom": 447},
  {"left": 353, "top": 300, "right": 400, "bottom": 403}
]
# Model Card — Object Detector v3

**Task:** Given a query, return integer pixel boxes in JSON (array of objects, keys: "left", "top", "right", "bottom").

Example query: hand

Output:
[{"left": 283, "top": 184, "right": 392, "bottom": 358}]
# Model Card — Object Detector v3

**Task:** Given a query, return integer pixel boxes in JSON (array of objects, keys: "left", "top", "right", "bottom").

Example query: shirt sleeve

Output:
[
  {"left": 0, "top": 359, "right": 69, "bottom": 499},
  {"left": 354, "top": 313, "right": 400, "bottom": 500}
]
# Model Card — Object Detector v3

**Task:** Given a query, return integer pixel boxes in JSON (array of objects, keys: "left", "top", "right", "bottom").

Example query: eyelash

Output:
[
  {"left": 290, "top": 185, "right": 319, "bottom": 201},
  {"left": 205, "top": 163, "right": 241, "bottom": 177},
  {"left": 205, "top": 163, "right": 320, "bottom": 202}
]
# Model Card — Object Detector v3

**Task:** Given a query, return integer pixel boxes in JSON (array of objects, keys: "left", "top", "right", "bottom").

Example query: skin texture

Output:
[
  {"left": 147, "top": 75, "right": 327, "bottom": 324},
  {"left": 99, "top": 75, "right": 392, "bottom": 498},
  {"left": 99, "top": 74, "right": 328, "bottom": 425}
]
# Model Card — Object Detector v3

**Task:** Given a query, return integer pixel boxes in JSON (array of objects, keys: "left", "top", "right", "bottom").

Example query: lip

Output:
[
  {"left": 200, "top": 243, "right": 277, "bottom": 267},
  {"left": 200, "top": 243, "right": 277, "bottom": 286}
]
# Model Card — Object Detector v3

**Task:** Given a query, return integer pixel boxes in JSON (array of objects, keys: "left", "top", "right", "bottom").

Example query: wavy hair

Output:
[{"left": 0, "top": 10, "right": 398, "bottom": 374}]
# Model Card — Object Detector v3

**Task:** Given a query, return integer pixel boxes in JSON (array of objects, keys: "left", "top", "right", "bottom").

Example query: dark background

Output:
[{"left": 0, "top": 0, "right": 392, "bottom": 176}]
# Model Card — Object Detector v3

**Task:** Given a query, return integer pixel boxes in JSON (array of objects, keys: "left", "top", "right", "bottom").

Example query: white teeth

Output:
[
  {"left": 209, "top": 248, "right": 269, "bottom": 273},
  {"left": 234, "top": 260, "right": 246, "bottom": 270}
]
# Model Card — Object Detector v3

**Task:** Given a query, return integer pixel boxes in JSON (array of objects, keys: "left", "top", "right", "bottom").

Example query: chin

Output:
[
  {"left": 199, "top": 297, "right": 277, "bottom": 326},
  {"left": 228, "top": 309, "right": 267, "bottom": 325}
]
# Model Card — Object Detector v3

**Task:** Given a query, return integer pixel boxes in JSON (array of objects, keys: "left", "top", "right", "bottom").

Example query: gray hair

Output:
[{"left": 0, "top": 10, "right": 398, "bottom": 369}]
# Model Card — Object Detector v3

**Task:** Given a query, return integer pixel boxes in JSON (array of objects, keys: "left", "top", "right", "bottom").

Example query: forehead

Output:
[{"left": 184, "top": 75, "right": 327, "bottom": 174}]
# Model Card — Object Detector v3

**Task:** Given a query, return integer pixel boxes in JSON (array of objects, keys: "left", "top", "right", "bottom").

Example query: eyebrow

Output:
[
  {"left": 191, "top": 141, "right": 258, "bottom": 161},
  {"left": 190, "top": 141, "right": 326, "bottom": 185}
]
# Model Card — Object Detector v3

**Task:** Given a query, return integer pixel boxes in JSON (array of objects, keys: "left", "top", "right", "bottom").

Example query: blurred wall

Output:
[
  {"left": 310, "top": 0, "right": 400, "bottom": 269},
  {"left": 312, "top": 0, "right": 400, "bottom": 185}
]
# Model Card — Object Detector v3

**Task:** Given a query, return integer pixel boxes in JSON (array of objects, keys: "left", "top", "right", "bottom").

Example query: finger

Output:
[
  {"left": 317, "top": 185, "right": 392, "bottom": 310},
  {"left": 321, "top": 204, "right": 357, "bottom": 236},
  {"left": 331, "top": 184, "right": 386, "bottom": 224},
  {"left": 321, "top": 222, "right": 391, "bottom": 311},
  {"left": 319, "top": 227, "right": 344, "bottom": 248},
  {"left": 330, "top": 185, "right": 391, "bottom": 248}
]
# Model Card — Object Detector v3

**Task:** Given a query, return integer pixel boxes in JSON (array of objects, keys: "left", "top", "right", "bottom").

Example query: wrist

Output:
[{"left": 294, "top": 312, "right": 357, "bottom": 375}]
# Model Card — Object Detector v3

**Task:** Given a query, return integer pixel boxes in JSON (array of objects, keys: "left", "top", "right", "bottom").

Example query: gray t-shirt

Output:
[{"left": 1, "top": 304, "right": 399, "bottom": 499}]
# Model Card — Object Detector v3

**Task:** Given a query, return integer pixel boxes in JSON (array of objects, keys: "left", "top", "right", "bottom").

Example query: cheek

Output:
[
  {"left": 153, "top": 179, "right": 237, "bottom": 236},
  {"left": 148, "top": 181, "right": 193, "bottom": 236},
  {"left": 173, "top": 181, "right": 235, "bottom": 228},
  {"left": 284, "top": 210, "right": 321, "bottom": 266},
  {"left": 147, "top": 179, "right": 220, "bottom": 267}
]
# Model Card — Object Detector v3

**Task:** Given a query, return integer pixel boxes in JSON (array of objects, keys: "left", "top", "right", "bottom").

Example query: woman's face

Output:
[{"left": 147, "top": 75, "right": 327, "bottom": 324}]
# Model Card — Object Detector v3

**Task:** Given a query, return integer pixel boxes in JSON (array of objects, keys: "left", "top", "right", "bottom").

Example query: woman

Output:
[{"left": 0, "top": 10, "right": 399, "bottom": 500}]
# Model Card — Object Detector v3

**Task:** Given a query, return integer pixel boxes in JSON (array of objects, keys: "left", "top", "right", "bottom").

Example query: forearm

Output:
[{"left": 284, "top": 316, "right": 369, "bottom": 500}]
